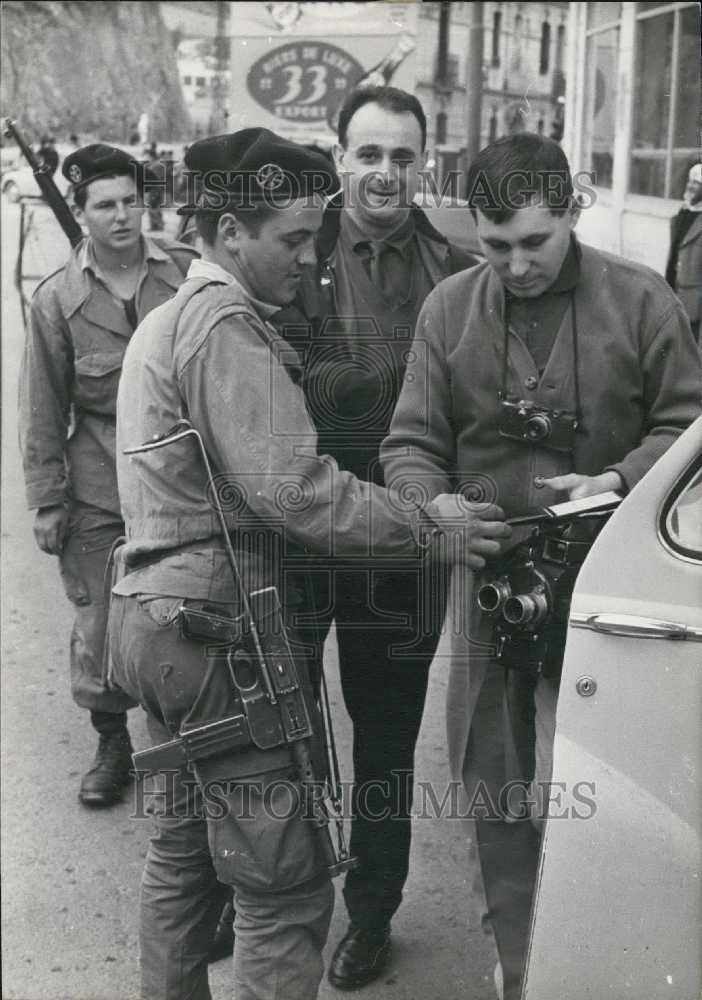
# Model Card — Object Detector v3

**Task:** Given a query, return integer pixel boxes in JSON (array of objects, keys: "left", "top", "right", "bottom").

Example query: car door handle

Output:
[{"left": 570, "top": 612, "right": 702, "bottom": 641}]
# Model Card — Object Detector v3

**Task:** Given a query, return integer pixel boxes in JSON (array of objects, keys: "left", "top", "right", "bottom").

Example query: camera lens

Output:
[
  {"left": 524, "top": 413, "right": 551, "bottom": 441},
  {"left": 477, "top": 580, "right": 511, "bottom": 613},
  {"left": 503, "top": 592, "right": 549, "bottom": 626}
]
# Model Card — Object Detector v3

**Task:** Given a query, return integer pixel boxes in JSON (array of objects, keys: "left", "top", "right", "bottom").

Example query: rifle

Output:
[
  {"left": 124, "top": 419, "right": 357, "bottom": 878},
  {"left": 3, "top": 118, "right": 83, "bottom": 247}
]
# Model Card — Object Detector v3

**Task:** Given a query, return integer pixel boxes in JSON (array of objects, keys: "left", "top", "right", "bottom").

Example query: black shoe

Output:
[
  {"left": 78, "top": 730, "right": 133, "bottom": 807},
  {"left": 208, "top": 899, "right": 235, "bottom": 963},
  {"left": 328, "top": 924, "right": 392, "bottom": 990}
]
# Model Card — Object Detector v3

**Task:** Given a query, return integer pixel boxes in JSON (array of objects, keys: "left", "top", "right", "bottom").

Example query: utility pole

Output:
[
  {"left": 209, "top": 0, "right": 229, "bottom": 135},
  {"left": 463, "top": 1, "right": 484, "bottom": 194},
  {"left": 436, "top": 1, "right": 451, "bottom": 99},
  {"left": 433, "top": 3, "right": 453, "bottom": 191}
]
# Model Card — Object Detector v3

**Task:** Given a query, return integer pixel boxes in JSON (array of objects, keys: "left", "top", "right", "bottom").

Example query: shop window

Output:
[
  {"left": 630, "top": 3, "right": 700, "bottom": 198},
  {"left": 587, "top": 3, "right": 623, "bottom": 28},
  {"left": 584, "top": 26, "right": 620, "bottom": 189}
]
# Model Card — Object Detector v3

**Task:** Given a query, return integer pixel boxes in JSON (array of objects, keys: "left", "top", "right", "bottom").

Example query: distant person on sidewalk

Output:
[
  {"left": 143, "top": 141, "right": 165, "bottom": 232},
  {"left": 666, "top": 162, "right": 702, "bottom": 343}
]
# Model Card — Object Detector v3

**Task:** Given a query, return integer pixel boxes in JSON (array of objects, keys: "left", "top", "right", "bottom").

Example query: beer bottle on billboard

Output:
[{"left": 327, "top": 33, "right": 416, "bottom": 130}]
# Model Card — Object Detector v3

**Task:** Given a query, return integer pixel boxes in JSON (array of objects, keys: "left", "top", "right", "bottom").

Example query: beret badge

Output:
[
  {"left": 68, "top": 164, "right": 83, "bottom": 184},
  {"left": 256, "top": 162, "right": 286, "bottom": 192}
]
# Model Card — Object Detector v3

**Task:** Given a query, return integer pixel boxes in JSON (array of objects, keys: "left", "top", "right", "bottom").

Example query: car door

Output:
[{"left": 523, "top": 417, "right": 702, "bottom": 1000}]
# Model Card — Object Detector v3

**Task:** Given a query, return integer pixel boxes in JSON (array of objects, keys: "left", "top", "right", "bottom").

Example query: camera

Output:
[
  {"left": 477, "top": 518, "right": 602, "bottom": 678},
  {"left": 498, "top": 397, "right": 578, "bottom": 453}
]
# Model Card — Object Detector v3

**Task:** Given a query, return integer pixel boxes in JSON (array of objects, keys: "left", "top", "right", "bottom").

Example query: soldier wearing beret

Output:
[
  {"left": 108, "top": 126, "right": 509, "bottom": 1000},
  {"left": 18, "top": 144, "right": 197, "bottom": 807}
]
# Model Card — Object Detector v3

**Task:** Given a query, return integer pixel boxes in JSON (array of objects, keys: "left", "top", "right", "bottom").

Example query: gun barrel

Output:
[{"left": 3, "top": 117, "right": 84, "bottom": 247}]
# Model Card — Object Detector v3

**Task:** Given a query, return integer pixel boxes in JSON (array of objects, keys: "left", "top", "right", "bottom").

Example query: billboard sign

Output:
[{"left": 228, "top": 2, "right": 418, "bottom": 143}]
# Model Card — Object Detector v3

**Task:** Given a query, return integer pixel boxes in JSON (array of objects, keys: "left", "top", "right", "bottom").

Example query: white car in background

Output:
[{"left": 1, "top": 164, "right": 72, "bottom": 202}]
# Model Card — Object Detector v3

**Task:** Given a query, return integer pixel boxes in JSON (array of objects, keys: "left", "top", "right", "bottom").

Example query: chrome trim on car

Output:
[{"left": 570, "top": 612, "right": 702, "bottom": 641}]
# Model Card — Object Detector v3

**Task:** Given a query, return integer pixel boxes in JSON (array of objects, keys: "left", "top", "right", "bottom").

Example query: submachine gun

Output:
[
  {"left": 125, "top": 420, "right": 357, "bottom": 878},
  {"left": 477, "top": 491, "right": 623, "bottom": 678}
]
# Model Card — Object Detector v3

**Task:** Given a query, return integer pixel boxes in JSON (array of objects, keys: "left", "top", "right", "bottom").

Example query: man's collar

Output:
[
  {"left": 80, "top": 235, "right": 169, "bottom": 281},
  {"left": 341, "top": 210, "right": 415, "bottom": 252},
  {"left": 549, "top": 235, "right": 580, "bottom": 294},
  {"left": 316, "top": 195, "right": 449, "bottom": 263},
  {"left": 188, "top": 258, "right": 281, "bottom": 321},
  {"left": 506, "top": 236, "right": 580, "bottom": 303}
]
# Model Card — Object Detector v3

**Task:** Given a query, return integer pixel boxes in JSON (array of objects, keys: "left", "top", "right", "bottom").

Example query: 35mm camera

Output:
[{"left": 498, "top": 398, "right": 578, "bottom": 453}]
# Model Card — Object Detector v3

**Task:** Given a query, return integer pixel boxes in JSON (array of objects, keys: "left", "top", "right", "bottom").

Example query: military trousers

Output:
[
  {"left": 58, "top": 502, "right": 135, "bottom": 714},
  {"left": 108, "top": 592, "right": 334, "bottom": 1000}
]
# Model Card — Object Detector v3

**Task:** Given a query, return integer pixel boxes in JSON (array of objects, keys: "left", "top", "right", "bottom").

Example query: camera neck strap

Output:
[{"left": 500, "top": 291, "right": 582, "bottom": 424}]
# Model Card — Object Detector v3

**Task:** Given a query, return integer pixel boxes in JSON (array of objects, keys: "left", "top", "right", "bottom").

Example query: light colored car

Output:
[
  {"left": 1, "top": 163, "right": 72, "bottom": 203},
  {"left": 524, "top": 415, "right": 702, "bottom": 1000}
]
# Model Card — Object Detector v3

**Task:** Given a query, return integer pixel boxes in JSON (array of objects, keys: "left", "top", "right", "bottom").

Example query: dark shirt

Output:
[
  {"left": 507, "top": 238, "right": 580, "bottom": 375},
  {"left": 122, "top": 296, "right": 138, "bottom": 331},
  {"left": 347, "top": 212, "right": 417, "bottom": 308}
]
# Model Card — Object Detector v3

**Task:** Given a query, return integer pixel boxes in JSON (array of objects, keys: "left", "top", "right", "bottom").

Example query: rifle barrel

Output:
[{"left": 3, "top": 118, "right": 84, "bottom": 247}]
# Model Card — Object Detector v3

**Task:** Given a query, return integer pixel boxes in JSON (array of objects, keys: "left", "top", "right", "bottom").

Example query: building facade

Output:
[
  {"left": 563, "top": 1, "right": 700, "bottom": 273},
  {"left": 160, "top": 2, "right": 570, "bottom": 158},
  {"left": 161, "top": 0, "right": 230, "bottom": 134},
  {"left": 417, "top": 2, "right": 569, "bottom": 169}
]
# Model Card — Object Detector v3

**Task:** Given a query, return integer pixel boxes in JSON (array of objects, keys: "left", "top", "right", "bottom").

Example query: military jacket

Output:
[{"left": 19, "top": 236, "right": 197, "bottom": 515}]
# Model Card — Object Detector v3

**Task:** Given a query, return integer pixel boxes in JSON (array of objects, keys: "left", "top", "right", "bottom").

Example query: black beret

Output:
[
  {"left": 178, "top": 127, "right": 338, "bottom": 214},
  {"left": 62, "top": 143, "right": 151, "bottom": 191}
]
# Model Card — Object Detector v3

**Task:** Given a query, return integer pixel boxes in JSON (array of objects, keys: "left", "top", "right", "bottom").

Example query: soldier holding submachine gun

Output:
[{"left": 108, "top": 128, "right": 510, "bottom": 1000}]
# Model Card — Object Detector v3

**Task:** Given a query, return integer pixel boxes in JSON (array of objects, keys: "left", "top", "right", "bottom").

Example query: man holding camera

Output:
[
  {"left": 109, "top": 127, "right": 509, "bottom": 1000},
  {"left": 381, "top": 133, "right": 701, "bottom": 999}
]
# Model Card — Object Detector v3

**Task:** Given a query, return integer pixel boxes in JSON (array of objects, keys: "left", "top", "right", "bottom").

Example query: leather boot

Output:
[
  {"left": 79, "top": 712, "right": 133, "bottom": 807},
  {"left": 328, "top": 923, "right": 392, "bottom": 990}
]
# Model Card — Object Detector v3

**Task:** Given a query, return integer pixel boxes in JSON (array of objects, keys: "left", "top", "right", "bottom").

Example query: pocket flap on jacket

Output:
[{"left": 74, "top": 350, "right": 124, "bottom": 378}]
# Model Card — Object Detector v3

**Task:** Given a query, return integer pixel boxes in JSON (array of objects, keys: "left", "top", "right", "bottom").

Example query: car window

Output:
[{"left": 660, "top": 456, "right": 702, "bottom": 562}]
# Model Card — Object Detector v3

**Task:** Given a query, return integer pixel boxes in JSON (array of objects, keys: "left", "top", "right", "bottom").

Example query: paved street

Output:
[{"left": 1, "top": 199, "right": 494, "bottom": 1000}]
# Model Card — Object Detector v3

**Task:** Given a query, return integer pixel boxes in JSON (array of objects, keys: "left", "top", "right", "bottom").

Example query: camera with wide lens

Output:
[{"left": 478, "top": 518, "right": 600, "bottom": 678}]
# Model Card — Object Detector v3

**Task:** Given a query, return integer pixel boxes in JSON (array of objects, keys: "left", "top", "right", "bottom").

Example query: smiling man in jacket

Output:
[{"left": 284, "top": 86, "right": 479, "bottom": 990}]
